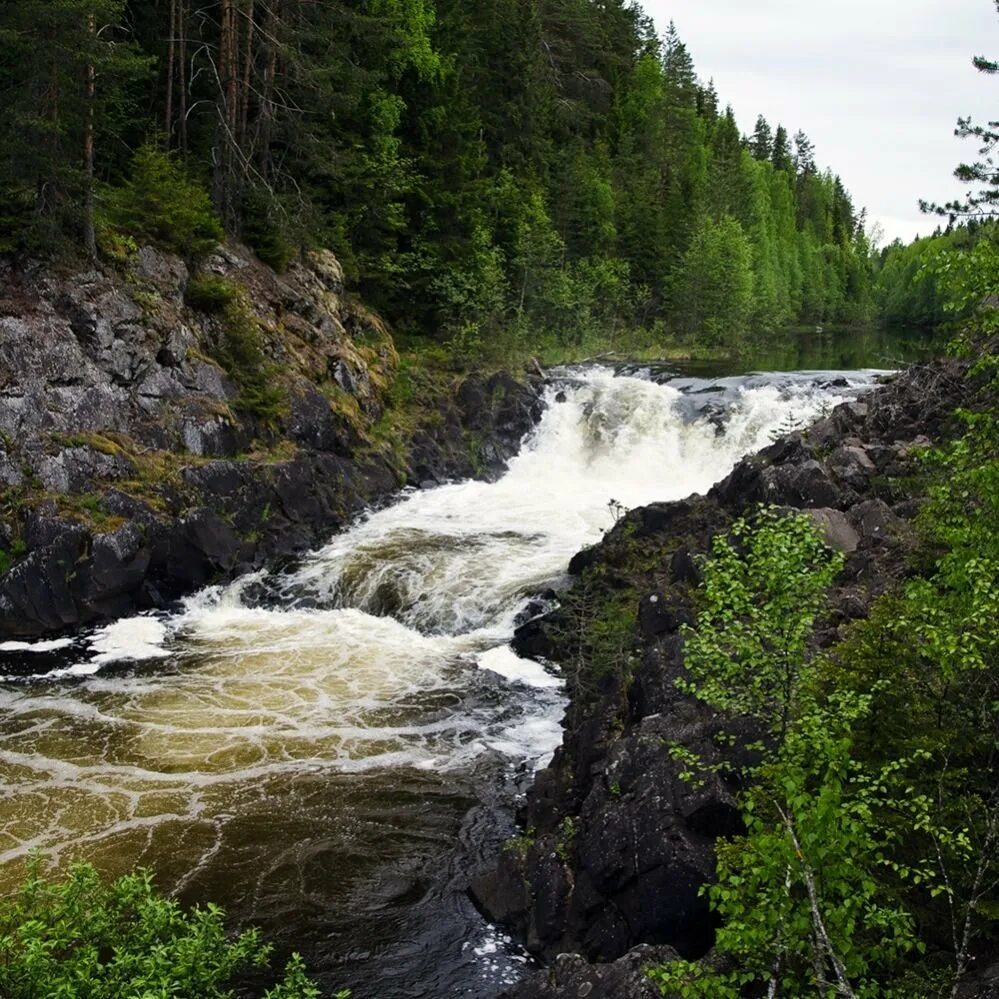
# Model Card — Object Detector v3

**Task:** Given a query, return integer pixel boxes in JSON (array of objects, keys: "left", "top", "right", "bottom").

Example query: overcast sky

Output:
[{"left": 641, "top": 0, "right": 999, "bottom": 245}]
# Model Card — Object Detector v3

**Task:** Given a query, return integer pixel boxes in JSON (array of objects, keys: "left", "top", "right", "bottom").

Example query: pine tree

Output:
[
  {"left": 750, "top": 115, "right": 773, "bottom": 161},
  {"left": 0, "top": 0, "right": 147, "bottom": 253},
  {"left": 771, "top": 124, "right": 794, "bottom": 174}
]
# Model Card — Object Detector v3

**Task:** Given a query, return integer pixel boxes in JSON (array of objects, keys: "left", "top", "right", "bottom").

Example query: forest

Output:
[
  {"left": 0, "top": 2, "right": 997, "bottom": 998},
  {"left": 0, "top": 0, "right": 880, "bottom": 354}
]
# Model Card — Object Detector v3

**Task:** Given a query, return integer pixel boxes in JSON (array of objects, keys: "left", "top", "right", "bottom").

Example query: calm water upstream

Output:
[{"left": 0, "top": 332, "right": 931, "bottom": 997}]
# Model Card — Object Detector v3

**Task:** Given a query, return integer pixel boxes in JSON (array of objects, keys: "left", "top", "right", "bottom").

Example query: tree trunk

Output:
[
  {"left": 165, "top": 0, "right": 176, "bottom": 145},
  {"left": 178, "top": 0, "right": 188, "bottom": 152},
  {"left": 256, "top": 0, "right": 278, "bottom": 179},
  {"left": 83, "top": 13, "right": 97, "bottom": 259},
  {"left": 239, "top": 0, "right": 255, "bottom": 149},
  {"left": 214, "top": 0, "right": 237, "bottom": 224}
]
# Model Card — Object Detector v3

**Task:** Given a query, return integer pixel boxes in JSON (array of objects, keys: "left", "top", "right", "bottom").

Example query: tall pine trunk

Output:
[
  {"left": 165, "top": 0, "right": 176, "bottom": 145},
  {"left": 83, "top": 13, "right": 96, "bottom": 259},
  {"left": 178, "top": 0, "right": 188, "bottom": 152}
]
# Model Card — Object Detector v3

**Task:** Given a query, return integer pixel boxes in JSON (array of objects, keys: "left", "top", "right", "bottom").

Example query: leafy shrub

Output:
[
  {"left": 680, "top": 507, "right": 844, "bottom": 742},
  {"left": 0, "top": 860, "right": 340, "bottom": 998},
  {"left": 186, "top": 274, "right": 240, "bottom": 313},
  {"left": 212, "top": 298, "right": 288, "bottom": 425},
  {"left": 103, "top": 143, "right": 222, "bottom": 257}
]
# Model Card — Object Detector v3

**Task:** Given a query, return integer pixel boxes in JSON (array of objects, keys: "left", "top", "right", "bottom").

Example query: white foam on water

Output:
[
  {"left": 476, "top": 646, "right": 562, "bottom": 690},
  {"left": 0, "top": 365, "right": 882, "bottom": 892},
  {"left": 88, "top": 616, "right": 170, "bottom": 664},
  {"left": 0, "top": 638, "right": 75, "bottom": 654}
]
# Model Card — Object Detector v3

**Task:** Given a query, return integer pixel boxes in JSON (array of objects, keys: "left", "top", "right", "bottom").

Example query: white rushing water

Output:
[
  {"left": 0, "top": 364, "right": 884, "bottom": 997},
  {"left": 0, "top": 365, "right": 885, "bottom": 810}
]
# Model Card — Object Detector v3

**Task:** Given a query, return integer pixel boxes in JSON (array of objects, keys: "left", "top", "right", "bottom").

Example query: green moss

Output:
[
  {"left": 555, "top": 816, "right": 577, "bottom": 862},
  {"left": 51, "top": 432, "right": 126, "bottom": 457},
  {"left": 54, "top": 494, "right": 127, "bottom": 534},
  {"left": 199, "top": 294, "right": 288, "bottom": 425},
  {"left": 503, "top": 829, "right": 536, "bottom": 860}
]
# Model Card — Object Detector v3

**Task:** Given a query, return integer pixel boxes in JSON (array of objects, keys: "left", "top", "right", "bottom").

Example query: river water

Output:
[{"left": 0, "top": 352, "right": 910, "bottom": 996}]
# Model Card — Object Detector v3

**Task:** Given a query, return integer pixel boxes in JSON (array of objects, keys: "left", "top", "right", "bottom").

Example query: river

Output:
[{"left": 0, "top": 337, "right": 928, "bottom": 997}]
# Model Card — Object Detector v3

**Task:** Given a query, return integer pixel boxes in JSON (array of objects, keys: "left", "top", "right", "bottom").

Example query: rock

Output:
[
  {"left": 851, "top": 499, "right": 901, "bottom": 543},
  {"left": 479, "top": 355, "right": 971, "bottom": 990},
  {"left": 502, "top": 945, "right": 680, "bottom": 999},
  {"left": 638, "top": 592, "right": 692, "bottom": 639},
  {"left": 289, "top": 386, "right": 355, "bottom": 454},
  {"left": 568, "top": 545, "right": 600, "bottom": 576},
  {"left": 182, "top": 416, "right": 242, "bottom": 458},
  {"left": 33, "top": 447, "right": 135, "bottom": 495},
  {"left": 133, "top": 246, "right": 189, "bottom": 302},
  {"left": 0, "top": 449, "right": 23, "bottom": 488},
  {"left": 158, "top": 325, "right": 196, "bottom": 367},
  {"left": 669, "top": 549, "right": 702, "bottom": 587},
  {"left": 136, "top": 367, "right": 185, "bottom": 402},
  {"left": 307, "top": 248, "right": 345, "bottom": 294},
  {"left": 788, "top": 459, "right": 844, "bottom": 508},
  {"left": 808, "top": 508, "right": 861, "bottom": 553},
  {"left": 513, "top": 617, "right": 558, "bottom": 660},
  {"left": 0, "top": 527, "right": 89, "bottom": 635},
  {"left": 828, "top": 445, "right": 876, "bottom": 490},
  {"left": 76, "top": 522, "right": 152, "bottom": 616}
]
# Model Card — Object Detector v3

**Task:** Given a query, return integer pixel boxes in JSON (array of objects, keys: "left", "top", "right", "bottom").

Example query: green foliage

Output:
[
  {"left": 0, "top": 0, "right": 873, "bottom": 354},
  {"left": 680, "top": 508, "right": 844, "bottom": 740},
  {"left": 102, "top": 144, "right": 222, "bottom": 257},
  {"left": 0, "top": 0, "right": 151, "bottom": 255},
  {"left": 242, "top": 188, "right": 296, "bottom": 273},
  {"left": 653, "top": 325, "right": 999, "bottom": 995},
  {"left": 0, "top": 537, "right": 26, "bottom": 576},
  {"left": 185, "top": 275, "right": 241, "bottom": 313},
  {"left": 674, "top": 215, "right": 755, "bottom": 345},
  {"left": 212, "top": 301, "right": 288, "bottom": 425},
  {"left": 0, "top": 860, "right": 333, "bottom": 999},
  {"left": 651, "top": 693, "right": 925, "bottom": 998}
]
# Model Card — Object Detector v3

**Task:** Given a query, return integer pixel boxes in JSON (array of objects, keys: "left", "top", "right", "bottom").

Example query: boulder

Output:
[
  {"left": 502, "top": 946, "right": 680, "bottom": 999},
  {"left": 808, "top": 508, "right": 861, "bottom": 553}
]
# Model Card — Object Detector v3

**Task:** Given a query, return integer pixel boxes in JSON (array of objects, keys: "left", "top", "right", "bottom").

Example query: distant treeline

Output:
[
  {"left": 873, "top": 218, "right": 999, "bottom": 330},
  {"left": 1, "top": 2, "right": 883, "bottom": 348}
]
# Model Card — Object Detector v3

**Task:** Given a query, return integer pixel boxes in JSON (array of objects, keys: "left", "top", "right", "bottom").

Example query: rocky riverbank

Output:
[
  {"left": 0, "top": 245, "right": 541, "bottom": 639},
  {"left": 472, "top": 356, "right": 978, "bottom": 998}
]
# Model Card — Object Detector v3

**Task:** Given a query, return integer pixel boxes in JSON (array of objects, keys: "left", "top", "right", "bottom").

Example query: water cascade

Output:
[{"left": 0, "top": 366, "right": 884, "bottom": 997}]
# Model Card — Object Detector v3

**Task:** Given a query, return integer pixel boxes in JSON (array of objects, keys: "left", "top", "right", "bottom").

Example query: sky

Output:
[{"left": 642, "top": 0, "right": 999, "bottom": 245}]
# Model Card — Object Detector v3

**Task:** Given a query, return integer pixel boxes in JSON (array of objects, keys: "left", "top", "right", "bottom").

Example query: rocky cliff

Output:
[
  {"left": 472, "top": 357, "right": 980, "bottom": 998},
  {"left": 0, "top": 245, "right": 541, "bottom": 639}
]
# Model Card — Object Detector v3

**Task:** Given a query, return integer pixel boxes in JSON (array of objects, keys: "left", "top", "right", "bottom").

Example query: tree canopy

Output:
[{"left": 0, "top": 0, "right": 875, "bottom": 349}]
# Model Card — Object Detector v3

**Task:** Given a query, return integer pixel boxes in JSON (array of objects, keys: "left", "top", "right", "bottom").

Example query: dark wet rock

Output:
[
  {"left": 502, "top": 946, "right": 680, "bottom": 999},
  {"left": 289, "top": 385, "right": 358, "bottom": 454},
  {"left": 851, "top": 498, "right": 902, "bottom": 543},
  {"left": 958, "top": 961, "right": 999, "bottom": 998},
  {"left": 512, "top": 616, "right": 560, "bottom": 661},
  {"left": 0, "top": 244, "right": 543, "bottom": 640},
  {"left": 808, "top": 507, "right": 861, "bottom": 553},
  {"left": 638, "top": 592, "right": 692, "bottom": 639},
  {"left": 477, "top": 353, "right": 977, "bottom": 989},
  {"left": 828, "top": 444, "right": 876, "bottom": 490}
]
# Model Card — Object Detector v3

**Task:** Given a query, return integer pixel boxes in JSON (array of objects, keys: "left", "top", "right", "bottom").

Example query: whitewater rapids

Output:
[{"left": 0, "top": 365, "right": 883, "bottom": 997}]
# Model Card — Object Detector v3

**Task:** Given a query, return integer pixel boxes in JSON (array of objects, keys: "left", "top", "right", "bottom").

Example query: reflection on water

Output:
[{"left": 0, "top": 359, "right": 894, "bottom": 997}]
